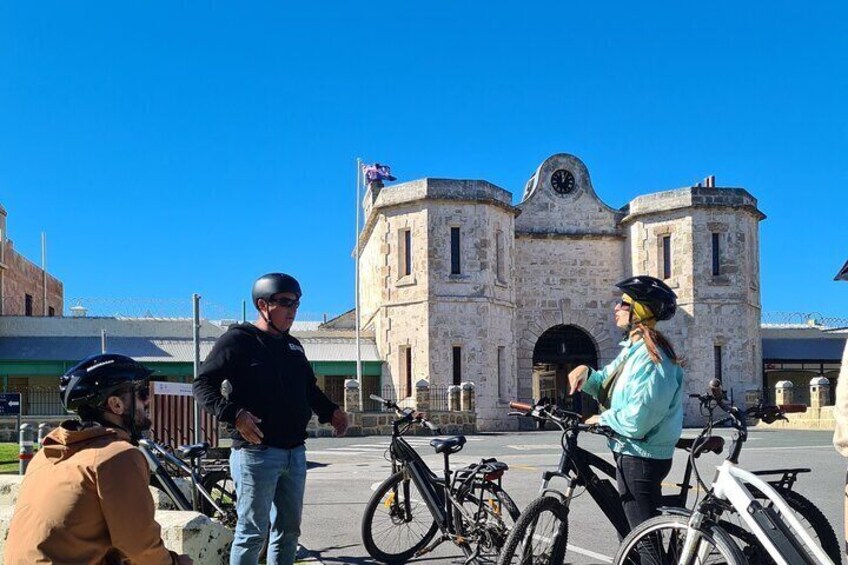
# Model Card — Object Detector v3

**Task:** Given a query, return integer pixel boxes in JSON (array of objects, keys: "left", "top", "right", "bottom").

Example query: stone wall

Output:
[{"left": 0, "top": 206, "right": 63, "bottom": 316}]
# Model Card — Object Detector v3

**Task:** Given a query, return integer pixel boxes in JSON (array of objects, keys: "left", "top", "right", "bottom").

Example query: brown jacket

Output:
[{"left": 4, "top": 421, "right": 175, "bottom": 565}]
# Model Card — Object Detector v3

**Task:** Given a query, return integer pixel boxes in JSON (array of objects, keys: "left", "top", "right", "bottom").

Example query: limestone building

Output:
[
  {"left": 357, "top": 154, "right": 765, "bottom": 429},
  {"left": 0, "top": 204, "right": 63, "bottom": 317}
]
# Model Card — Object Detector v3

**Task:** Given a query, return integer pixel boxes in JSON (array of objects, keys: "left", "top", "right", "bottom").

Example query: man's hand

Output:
[
  {"left": 584, "top": 414, "right": 601, "bottom": 425},
  {"left": 235, "top": 410, "right": 264, "bottom": 445},
  {"left": 331, "top": 408, "right": 349, "bottom": 437},
  {"left": 568, "top": 365, "right": 589, "bottom": 395}
]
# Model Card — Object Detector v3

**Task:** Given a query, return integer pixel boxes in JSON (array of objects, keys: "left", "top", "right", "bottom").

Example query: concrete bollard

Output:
[
  {"left": 344, "top": 379, "right": 361, "bottom": 412},
  {"left": 774, "top": 380, "right": 795, "bottom": 406},
  {"left": 19, "top": 424, "right": 34, "bottom": 475},
  {"left": 414, "top": 379, "right": 430, "bottom": 413},
  {"left": 460, "top": 382, "right": 475, "bottom": 413},
  {"left": 448, "top": 386, "right": 461, "bottom": 412},
  {"left": 809, "top": 376, "right": 831, "bottom": 409},
  {"left": 37, "top": 423, "right": 52, "bottom": 449}
]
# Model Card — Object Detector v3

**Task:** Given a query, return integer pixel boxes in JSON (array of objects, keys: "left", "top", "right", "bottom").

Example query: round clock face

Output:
[{"left": 551, "top": 169, "right": 576, "bottom": 195}]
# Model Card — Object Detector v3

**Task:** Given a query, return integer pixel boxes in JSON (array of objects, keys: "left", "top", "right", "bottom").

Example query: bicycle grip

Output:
[
  {"left": 778, "top": 404, "right": 806, "bottom": 414},
  {"left": 509, "top": 401, "right": 533, "bottom": 412},
  {"left": 369, "top": 394, "right": 384, "bottom": 402}
]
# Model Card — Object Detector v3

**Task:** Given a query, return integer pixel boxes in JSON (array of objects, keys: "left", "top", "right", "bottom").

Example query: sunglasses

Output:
[
  {"left": 270, "top": 297, "right": 301, "bottom": 309},
  {"left": 615, "top": 300, "right": 632, "bottom": 311},
  {"left": 117, "top": 384, "right": 149, "bottom": 402}
]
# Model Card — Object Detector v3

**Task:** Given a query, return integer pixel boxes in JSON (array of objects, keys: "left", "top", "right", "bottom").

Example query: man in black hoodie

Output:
[{"left": 193, "top": 273, "right": 348, "bottom": 565}]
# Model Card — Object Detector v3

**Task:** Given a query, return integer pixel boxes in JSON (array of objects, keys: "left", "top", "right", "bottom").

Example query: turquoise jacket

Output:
[{"left": 582, "top": 338, "right": 684, "bottom": 460}]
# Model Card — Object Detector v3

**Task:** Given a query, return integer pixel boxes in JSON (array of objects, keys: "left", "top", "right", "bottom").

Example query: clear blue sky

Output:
[{"left": 2, "top": 2, "right": 846, "bottom": 321}]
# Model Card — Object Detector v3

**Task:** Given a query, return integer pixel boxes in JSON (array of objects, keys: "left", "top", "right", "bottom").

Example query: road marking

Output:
[{"left": 567, "top": 544, "right": 613, "bottom": 563}]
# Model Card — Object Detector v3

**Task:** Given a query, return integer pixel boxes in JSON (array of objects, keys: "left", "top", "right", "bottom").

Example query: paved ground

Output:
[{"left": 298, "top": 427, "right": 845, "bottom": 564}]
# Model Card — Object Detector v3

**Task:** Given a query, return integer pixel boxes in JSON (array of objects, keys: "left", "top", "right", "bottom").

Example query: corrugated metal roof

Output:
[
  {"left": 762, "top": 337, "right": 847, "bottom": 361},
  {"left": 0, "top": 335, "right": 382, "bottom": 363}
]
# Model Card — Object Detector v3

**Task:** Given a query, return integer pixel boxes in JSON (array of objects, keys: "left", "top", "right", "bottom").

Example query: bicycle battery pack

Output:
[{"left": 745, "top": 499, "right": 818, "bottom": 565}]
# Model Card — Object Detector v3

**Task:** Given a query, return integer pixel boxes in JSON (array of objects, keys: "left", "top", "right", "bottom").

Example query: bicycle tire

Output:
[
  {"left": 361, "top": 470, "right": 439, "bottom": 563},
  {"left": 496, "top": 495, "right": 568, "bottom": 565},
  {"left": 614, "top": 514, "right": 746, "bottom": 565},
  {"left": 717, "top": 486, "right": 840, "bottom": 565},
  {"left": 199, "top": 470, "right": 237, "bottom": 525},
  {"left": 454, "top": 482, "right": 521, "bottom": 562}
]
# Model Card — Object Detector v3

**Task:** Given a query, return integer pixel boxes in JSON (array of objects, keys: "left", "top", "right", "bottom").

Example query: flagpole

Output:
[{"left": 355, "top": 158, "right": 363, "bottom": 392}]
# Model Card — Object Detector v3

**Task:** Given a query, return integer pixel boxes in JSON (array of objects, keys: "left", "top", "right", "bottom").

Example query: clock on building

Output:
[{"left": 551, "top": 169, "right": 576, "bottom": 195}]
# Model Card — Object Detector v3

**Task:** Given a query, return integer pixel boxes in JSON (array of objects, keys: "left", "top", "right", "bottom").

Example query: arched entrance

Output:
[{"left": 532, "top": 324, "right": 599, "bottom": 418}]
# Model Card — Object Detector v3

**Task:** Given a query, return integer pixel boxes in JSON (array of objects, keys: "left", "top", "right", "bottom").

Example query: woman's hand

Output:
[{"left": 568, "top": 365, "right": 589, "bottom": 395}]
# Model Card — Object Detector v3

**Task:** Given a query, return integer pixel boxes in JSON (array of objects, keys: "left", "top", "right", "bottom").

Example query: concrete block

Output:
[{"left": 157, "top": 510, "right": 233, "bottom": 564}]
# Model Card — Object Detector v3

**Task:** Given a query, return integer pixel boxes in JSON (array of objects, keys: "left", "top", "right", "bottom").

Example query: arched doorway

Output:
[{"left": 532, "top": 325, "right": 599, "bottom": 418}]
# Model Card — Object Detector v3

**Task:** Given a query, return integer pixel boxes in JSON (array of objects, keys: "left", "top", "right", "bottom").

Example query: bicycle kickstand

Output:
[{"left": 414, "top": 534, "right": 449, "bottom": 558}]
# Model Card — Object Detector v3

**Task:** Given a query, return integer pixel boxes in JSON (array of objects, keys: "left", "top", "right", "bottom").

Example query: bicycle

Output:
[
  {"left": 496, "top": 397, "right": 838, "bottom": 565},
  {"left": 614, "top": 383, "right": 838, "bottom": 565},
  {"left": 361, "top": 394, "right": 521, "bottom": 564},
  {"left": 139, "top": 438, "right": 237, "bottom": 527}
]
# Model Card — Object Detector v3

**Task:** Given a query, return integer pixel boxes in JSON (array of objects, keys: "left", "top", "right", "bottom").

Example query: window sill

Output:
[
  {"left": 495, "top": 279, "right": 508, "bottom": 288},
  {"left": 709, "top": 275, "right": 732, "bottom": 286},
  {"left": 448, "top": 274, "right": 471, "bottom": 282},
  {"left": 396, "top": 276, "right": 417, "bottom": 287}
]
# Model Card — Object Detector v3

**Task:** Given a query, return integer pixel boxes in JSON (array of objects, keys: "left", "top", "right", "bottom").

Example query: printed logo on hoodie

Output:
[{"left": 289, "top": 343, "right": 305, "bottom": 354}]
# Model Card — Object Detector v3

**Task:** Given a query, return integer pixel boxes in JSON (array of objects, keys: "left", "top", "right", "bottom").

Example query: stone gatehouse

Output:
[{"left": 356, "top": 154, "right": 765, "bottom": 429}]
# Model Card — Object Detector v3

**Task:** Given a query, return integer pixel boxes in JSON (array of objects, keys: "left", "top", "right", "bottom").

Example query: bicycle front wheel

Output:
[
  {"left": 615, "top": 514, "right": 746, "bottom": 565},
  {"left": 361, "top": 470, "right": 439, "bottom": 564},
  {"left": 496, "top": 495, "right": 568, "bottom": 565}
]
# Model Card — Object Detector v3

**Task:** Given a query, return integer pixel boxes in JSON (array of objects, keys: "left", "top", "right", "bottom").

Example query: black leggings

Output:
[{"left": 614, "top": 453, "right": 673, "bottom": 534}]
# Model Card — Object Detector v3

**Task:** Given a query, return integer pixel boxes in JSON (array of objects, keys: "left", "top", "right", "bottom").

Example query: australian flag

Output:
[{"left": 363, "top": 163, "right": 397, "bottom": 183}]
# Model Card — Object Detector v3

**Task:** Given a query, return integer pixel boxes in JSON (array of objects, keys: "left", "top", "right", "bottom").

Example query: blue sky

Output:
[{"left": 1, "top": 2, "right": 846, "bottom": 321}]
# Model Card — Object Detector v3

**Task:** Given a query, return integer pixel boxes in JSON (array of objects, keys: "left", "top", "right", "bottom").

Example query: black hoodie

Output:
[{"left": 193, "top": 323, "right": 338, "bottom": 449}]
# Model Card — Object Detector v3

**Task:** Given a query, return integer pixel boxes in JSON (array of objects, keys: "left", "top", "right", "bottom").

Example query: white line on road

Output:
[{"left": 567, "top": 544, "right": 613, "bottom": 563}]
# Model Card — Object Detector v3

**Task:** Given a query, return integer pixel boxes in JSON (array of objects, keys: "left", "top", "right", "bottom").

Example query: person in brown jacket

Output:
[{"left": 4, "top": 353, "right": 192, "bottom": 565}]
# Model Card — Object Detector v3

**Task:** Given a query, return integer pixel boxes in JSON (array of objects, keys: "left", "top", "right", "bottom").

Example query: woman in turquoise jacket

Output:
[{"left": 568, "top": 275, "right": 684, "bottom": 533}]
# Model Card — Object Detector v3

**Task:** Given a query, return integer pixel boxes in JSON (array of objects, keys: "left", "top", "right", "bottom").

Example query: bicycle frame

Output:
[
  {"left": 138, "top": 438, "right": 229, "bottom": 517},
  {"left": 708, "top": 461, "right": 834, "bottom": 565}
]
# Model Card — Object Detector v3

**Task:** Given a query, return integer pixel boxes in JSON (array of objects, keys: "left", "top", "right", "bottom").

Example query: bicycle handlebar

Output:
[{"left": 370, "top": 394, "right": 441, "bottom": 434}]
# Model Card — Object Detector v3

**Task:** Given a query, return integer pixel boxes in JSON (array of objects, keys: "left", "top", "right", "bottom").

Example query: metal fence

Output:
[
  {"left": 363, "top": 384, "right": 404, "bottom": 412},
  {"left": 321, "top": 379, "right": 346, "bottom": 407},
  {"left": 5, "top": 386, "right": 66, "bottom": 416},
  {"left": 430, "top": 384, "right": 450, "bottom": 412}
]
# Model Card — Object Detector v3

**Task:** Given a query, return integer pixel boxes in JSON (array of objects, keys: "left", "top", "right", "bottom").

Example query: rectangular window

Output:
[
  {"left": 662, "top": 235, "right": 672, "bottom": 279},
  {"left": 496, "top": 230, "right": 505, "bottom": 281},
  {"left": 450, "top": 227, "right": 461, "bottom": 275},
  {"left": 402, "top": 229, "right": 412, "bottom": 277},
  {"left": 712, "top": 233, "right": 721, "bottom": 276},
  {"left": 452, "top": 346, "right": 462, "bottom": 386},
  {"left": 404, "top": 347, "right": 413, "bottom": 398},
  {"left": 48, "top": 306, "right": 55, "bottom": 317},
  {"left": 714, "top": 345, "right": 723, "bottom": 381},
  {"left": 24, "top": 294, "right": 33, "bottom": 317},
  {"left": 497, "top": 346, "right": 507, "bottom": 400}
]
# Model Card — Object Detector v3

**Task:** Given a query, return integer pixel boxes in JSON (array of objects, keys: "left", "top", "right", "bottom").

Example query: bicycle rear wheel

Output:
[
  {"left": 718, "top": 486, "right": 840, "bottom": 565},
  {"left": 200, "top": 470, "right": 237, "bottom": 526},
  {"left": 615, "top": 514, "right": 745, "bottom": 565},
  {"left": 496, "top": 495, "right": 568, "bottom": 565},
  {"left": 361, "top": 470, "right": 439, "bottom": 563},
  {"left": 454, "top": 482, "right": 521, "bottom": 563}
]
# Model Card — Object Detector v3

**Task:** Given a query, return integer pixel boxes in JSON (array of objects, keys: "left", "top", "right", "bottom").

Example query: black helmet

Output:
[
  {"left": 252, "top": 273, "right": 302, "bottom": 309},
  {"left": 60, "top": 353, "right": 153, "bottom": 414},
  {"left": 615, "top": 275, "right": 678, "bottom": 321}
]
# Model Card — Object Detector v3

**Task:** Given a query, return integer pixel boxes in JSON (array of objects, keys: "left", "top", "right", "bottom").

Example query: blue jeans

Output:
[{"left": 229, "top": 444, "right": 307, "bottom": 565}]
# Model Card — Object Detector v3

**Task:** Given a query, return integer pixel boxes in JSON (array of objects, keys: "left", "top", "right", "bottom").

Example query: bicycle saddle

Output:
[
  {"left": 177, "top": 442, "right": 210, "bottom": 459},
  {"left": 430, "top": 436, "right": 467, "bottom": 455},
  {"left": 676, "top": 436, "right": 725, "bottom": 457}
]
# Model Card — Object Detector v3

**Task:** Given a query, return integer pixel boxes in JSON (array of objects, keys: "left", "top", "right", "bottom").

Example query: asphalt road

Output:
[{"left": 298, "top": 427, "right": 845, "bottom": 564}]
